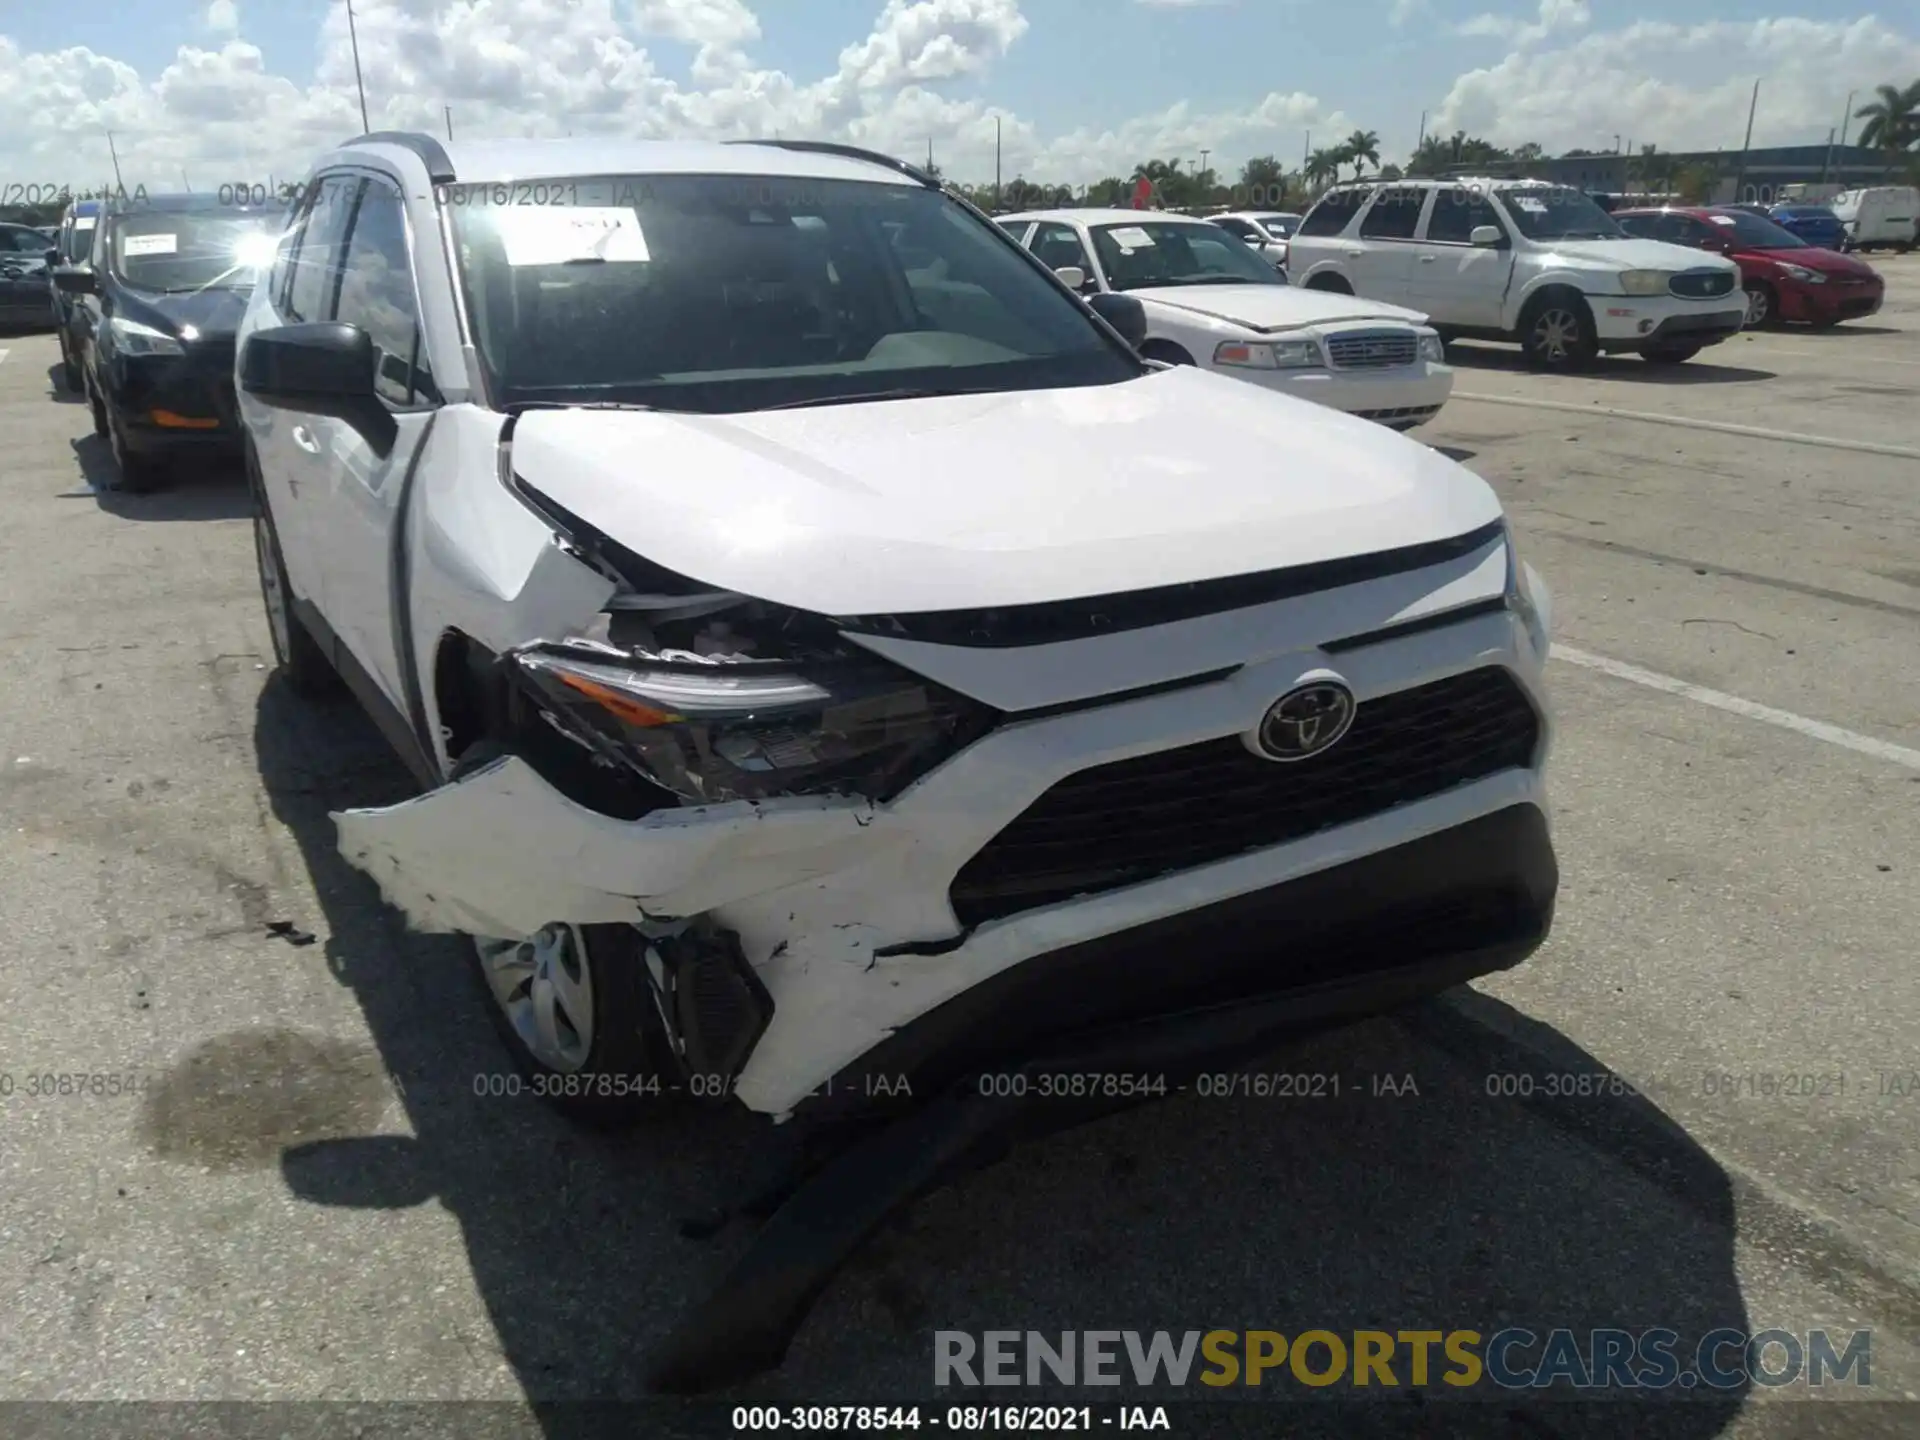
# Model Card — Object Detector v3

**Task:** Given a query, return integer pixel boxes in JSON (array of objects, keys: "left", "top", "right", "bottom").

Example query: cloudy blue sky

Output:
[{"left": 1, "top": 1, "right": 1914, "bottom": 187}]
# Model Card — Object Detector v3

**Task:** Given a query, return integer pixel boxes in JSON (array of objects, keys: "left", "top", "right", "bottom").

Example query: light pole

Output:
[
  {"left": 346, "top": 0, "right": 371, "bottom": 134},
  {"left": 105, "top": 130, "right": 125, "bottom": 193}
]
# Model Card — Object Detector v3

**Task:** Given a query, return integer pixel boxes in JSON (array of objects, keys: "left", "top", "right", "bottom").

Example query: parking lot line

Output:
[
  {"left": 1453, "top": 391, "right": 1920, "bottom": 460},
  {"left": 1554, "top": 644, "right": 1920, "bottom": 772}
]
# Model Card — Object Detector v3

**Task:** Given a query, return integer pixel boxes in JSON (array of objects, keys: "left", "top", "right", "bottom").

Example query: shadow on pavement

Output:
[
  {"left": 1444, "top": 342, "right": 1775, "bottom": 385},
  {"left": 44, "top": 362, "right": 86, "bottom": 405},
  {"left": 251, "top": 677, "right": 1755, "bottom": 1438},
  {"left": 62, "top": 435, "right": 252, "bottom": 521}
]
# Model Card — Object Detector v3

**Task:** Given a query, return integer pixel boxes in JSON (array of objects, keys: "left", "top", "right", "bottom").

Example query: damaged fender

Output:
[{"left": 333, "top": 754, "right": 898, "bottom": 939}]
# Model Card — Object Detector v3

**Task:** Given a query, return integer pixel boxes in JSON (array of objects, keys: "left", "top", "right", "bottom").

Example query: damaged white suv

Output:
[{"left": 240, "top": 133, "right": 1557, "bottom": 1381}]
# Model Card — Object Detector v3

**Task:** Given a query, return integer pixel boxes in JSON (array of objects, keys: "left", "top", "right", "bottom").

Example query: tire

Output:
[
  {"left": 1742, "top": 281, "right": 1778, "bottom": 330},
  {"left": 451, "top": 744, "right": 681, "bottom": 1130},
  {"left": 104, "top": 404, "right": 165, "bottom": 494},
  {"left": 1640, "top": 343, "right": 1701, "bottom": 365},
  {"left": 247, "top": 447, "right": 339, "bottom": 698},
  {"left": 1518, "top": 292, "right": 1598, "bottom": 372},
  {"left": 1140, "top": 339, "right": 1195, "bottom": 366},
  {"left": 87, "top": 369, "right": 108, "bottom": 437},
  {"left": 1306, "top": 272, "right": 1353, "bottom": 294}
]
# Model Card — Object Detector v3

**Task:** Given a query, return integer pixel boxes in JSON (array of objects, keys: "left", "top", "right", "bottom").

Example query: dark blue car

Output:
[{"left": 1767, "top": 205, "right": 1846, "bottom": 250}]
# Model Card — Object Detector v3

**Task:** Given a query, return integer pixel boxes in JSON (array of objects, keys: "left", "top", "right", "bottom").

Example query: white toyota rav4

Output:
[
  {"left": 1287, "top": 178, "right": 1745, "bottom": 369},
  {"left": 238, "top": 133, "right": 1557, "bottom": 1388}
]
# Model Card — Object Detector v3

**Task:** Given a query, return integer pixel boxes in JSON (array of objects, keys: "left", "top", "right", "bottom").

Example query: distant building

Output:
[{"left": 1504, "top": 143, "right": 1889, "bottom": 204}]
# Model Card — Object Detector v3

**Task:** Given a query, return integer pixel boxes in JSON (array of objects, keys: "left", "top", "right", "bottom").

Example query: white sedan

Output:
[{"left": 998, "top": 208, "right": 1453, "bottom": 430}]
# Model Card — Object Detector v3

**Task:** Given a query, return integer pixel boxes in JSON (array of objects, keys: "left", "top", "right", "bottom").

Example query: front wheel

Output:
[
  {"left": 1519, "top": 296, "right": 1597, "bottom": 371},
  {"left": 1743, "top": 281, "right": 1777, "bottom": 329},
  {"left": 470, "top": 923, "right": 679, "bottom": 1129},
  {"left": 249, "top": 454, "right": 339, "bottom": 698},
  {"left": 105, "top": 405, "right": 165, "bottom": 494}
]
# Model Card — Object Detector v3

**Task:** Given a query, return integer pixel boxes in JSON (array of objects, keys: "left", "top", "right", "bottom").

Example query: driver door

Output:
[{"left": 305, "top": 173, "right": 441, "bottom": 718}]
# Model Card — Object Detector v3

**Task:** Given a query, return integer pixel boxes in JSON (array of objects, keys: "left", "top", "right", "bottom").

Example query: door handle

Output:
[
  {"left": 1419, "top": 253, "right": 1438, "bottom": 263},
  {"left": 290, "top": 425, "right": 322, "bottom": 455},
  {"left": 1344, "top": 247, "right": 1365, "bottom": 257}
]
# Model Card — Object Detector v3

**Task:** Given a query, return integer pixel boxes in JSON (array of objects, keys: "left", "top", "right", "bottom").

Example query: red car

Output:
[{"left": 1613, "top": 205, "right": 1883, "bottom": 329}]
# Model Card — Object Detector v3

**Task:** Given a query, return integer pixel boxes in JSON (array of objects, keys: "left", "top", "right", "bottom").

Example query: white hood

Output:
[
  {"left": 1128, "top": 283, "right": 1431, "bottom": 332},
  {"left": 1532, "top": 236, "right": 1739, "bottom": 276},
  {"left": 508, "top": 366, "right": 1502, "bottom": 617}
]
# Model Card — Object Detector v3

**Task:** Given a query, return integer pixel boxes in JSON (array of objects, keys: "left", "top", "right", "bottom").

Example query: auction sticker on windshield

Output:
[
  {"left": 123, "top": 233, "right": 178, "bottom": 256},
  {"left": 1110, "top": 226, "right": 1156, "bottom": 249},
  {"left": 498, "top": 208, "right": 649, "bottom": 266}
]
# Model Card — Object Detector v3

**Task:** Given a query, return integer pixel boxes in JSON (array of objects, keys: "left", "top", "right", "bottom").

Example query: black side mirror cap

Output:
[
  {"left": 52, "top": 267, "right": 96, "bottom": 295},
  {"left": 1087, "top": 291, "right": 1148, "bottom": 350},
  {"left": 240, "top": 322, "right": 396, "bottom": 456}
]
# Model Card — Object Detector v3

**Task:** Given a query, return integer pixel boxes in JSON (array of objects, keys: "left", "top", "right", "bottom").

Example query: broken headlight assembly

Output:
[{"left": 509, "top": 637, "right": 997, "bottom": 806}]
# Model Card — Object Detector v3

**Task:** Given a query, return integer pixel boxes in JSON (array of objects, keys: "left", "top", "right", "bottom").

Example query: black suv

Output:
[{"left": 55, "top": 192, "right": 288, "bottom": 492}]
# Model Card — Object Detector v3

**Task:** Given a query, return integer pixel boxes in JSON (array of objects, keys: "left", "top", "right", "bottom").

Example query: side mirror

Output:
[
  {"left": 1054, "top": 264, "right": 1088, "bottom": 291},
  {"left": 45, "top": 248, "right": 60, "bottom": 266},
  {"left": 52, "top": 266, "right": 96, "bottom": 295},
  {"left": 1470, "top": 225, "right": 1504, "bottom": 248},
  {"left": 240, "top": 322, "right": 396, "bottom": 455},
  {"left": 1087, "top": 291, "right": 1148, "bottom": 350}
]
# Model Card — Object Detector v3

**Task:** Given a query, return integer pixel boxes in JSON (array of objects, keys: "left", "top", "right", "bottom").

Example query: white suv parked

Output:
[
  {"left": 1287, "top": 178, "right": 1745, "bottom": 369},
  {"left": 238, "top": 133, "right": 1556, "bottom": 1387},
  {"left": 999, "top": 208, "right": 1454, "bottom": 429}
]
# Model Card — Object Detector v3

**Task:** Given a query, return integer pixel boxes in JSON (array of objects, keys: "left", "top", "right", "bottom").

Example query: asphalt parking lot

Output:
[{"left": 2, "top": 263, "right": 1917, "bottom": 1438}]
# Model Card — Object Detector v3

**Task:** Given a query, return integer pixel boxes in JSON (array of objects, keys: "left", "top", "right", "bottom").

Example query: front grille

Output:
[
  {"left": 1325, "top": 329, "right": 1419, "bottom": 370},
  {"left": 1355, "top": 404, "right": 1441, "bottom": 426},
  {"left": 950, "top": 666, "right": 1541, "bottom": 926},
  {"left": 1669, "top": 270, "right": 1736, "bottom": 299}
]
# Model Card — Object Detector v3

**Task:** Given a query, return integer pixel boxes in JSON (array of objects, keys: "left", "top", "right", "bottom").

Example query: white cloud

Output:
[
  {"left": 0, "top": 3, "right": 1909, "bottom": 191},
  {"left": 1432, "top": 15, "right": 1920, "bottom": 157},
  {"left": 205, "top": 0, "right": 239, "bottom": 33},
  {"left": 1456, "top": 0, "right": 1589, "bottom": 47}
]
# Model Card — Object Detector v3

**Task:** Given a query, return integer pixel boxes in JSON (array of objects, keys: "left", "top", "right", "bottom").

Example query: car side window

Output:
[
  {"left": 1614, "top": 214, "right": 1658, "bottom": 241},
  {"left": 1214, "top": 218, "right": 1258, "bottom": 241},
  {"left": 284, "top": 175, "right": 362, "bottom": 324},
  {"left": 1359, "top": 190, "right": 1425, "bottom": 241},
  {"left": 1029, "top": 222, "right": 1092, "bottom": 275},
  {"left": 1296, "top": 190, "right": 1367, "bottom": 237},
  {"left": 334, "top": 177, "right": 435, "bottom": 408},
  {"left": 1423, "top": 189, "right": 1503, "bottom": 244},
  {"left": 268, "top": 184, "right": 321, "bottom": 312},
  {"left": 995, "top": 220, "right": 1032, "bottom": 245}
]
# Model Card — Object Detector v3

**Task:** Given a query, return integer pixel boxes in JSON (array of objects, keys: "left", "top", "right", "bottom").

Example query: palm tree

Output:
[
  {"left": 1344, "top": 129, "right": 1381, "bottom": 179},
  {"left": 1304, "top": 146, "right": 1342, "bottom": 191},
  {"left": 1854, "top": 80, "right": 1920, "bottom": 175}
]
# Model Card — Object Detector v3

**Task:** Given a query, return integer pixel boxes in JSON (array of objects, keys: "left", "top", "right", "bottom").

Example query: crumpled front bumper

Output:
[{"left": 335, "top": 578, "right": 1552, "bottom": 1119}]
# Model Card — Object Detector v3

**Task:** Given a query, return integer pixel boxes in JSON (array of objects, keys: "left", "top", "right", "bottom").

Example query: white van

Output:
[{"left": 1829, "top": 187, "right": 1919, "bottom": 252}]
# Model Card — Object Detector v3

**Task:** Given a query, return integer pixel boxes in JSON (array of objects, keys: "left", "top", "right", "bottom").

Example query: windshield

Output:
[
  {"left": 1704, "top": 209, "right": 1807, "bottom": 249},
  {"left": 108, "top": 208, "right": 287, "bottom": 292},
  {"left": 1253, "top": 214, "right": 1299, "bottom": 237},
  {"left": 447, "top": 174, "right": 1138, "bottom": 413},
  {"left": 1493, "top": 187, "right": 1626, "bottom": 241},
  {"left": 1088, "top": 220, "right": 1284, "bottom": 290}
]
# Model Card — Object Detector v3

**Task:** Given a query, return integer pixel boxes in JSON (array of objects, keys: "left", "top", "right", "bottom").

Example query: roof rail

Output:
[
  {"left": 726, "top": 138, "right": 940, "bottom": 189},
  {"left": 343, "top": 131, "right": 457, "bottom": 184}
]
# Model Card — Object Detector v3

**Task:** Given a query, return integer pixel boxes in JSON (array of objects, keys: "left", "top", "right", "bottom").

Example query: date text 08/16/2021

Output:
[{"left": 730, "top": 1407, "right": 1170, "bottom": 1432}]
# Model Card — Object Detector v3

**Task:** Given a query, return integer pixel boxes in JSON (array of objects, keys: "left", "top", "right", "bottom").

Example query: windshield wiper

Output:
[
  {"left": 758, "top": 386, "right": 983, "bottom": 411},
  {"left": 1156, "top": 275, "right": 1261, "bottom": 286}
]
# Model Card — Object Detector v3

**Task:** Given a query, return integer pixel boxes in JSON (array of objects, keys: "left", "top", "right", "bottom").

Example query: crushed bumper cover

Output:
[{"left": 646, "top": 802, "right": 1557, "bottom": 1393}]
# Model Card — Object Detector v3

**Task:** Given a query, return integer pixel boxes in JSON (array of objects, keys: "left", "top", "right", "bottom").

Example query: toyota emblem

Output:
[{"left": 1254, "top": 682, "right": 1357, "bottom": 762}]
